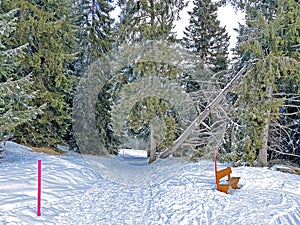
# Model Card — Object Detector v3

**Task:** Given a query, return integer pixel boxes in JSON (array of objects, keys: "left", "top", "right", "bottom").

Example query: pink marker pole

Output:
[
  {"left": 214, "top": 147, "right": 218, "bottom": 185},
  {"left": 37, "top": 160, "right": 42, "bottom": 216}
]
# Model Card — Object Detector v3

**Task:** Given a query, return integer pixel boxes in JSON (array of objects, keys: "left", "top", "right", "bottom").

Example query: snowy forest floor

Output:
[{"left": 0, "top": 142, "right": 300, "bottom": 225}]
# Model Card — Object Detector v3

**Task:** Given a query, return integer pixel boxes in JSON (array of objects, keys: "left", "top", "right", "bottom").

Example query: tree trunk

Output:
[
  {"left": 258, "top": 119, "right": 269, "bottom": 166},
  {"left": 257, "top": 84, "right": 273, "bottom": 167},
  {"left": 149, "top": 125, "right": 156, "bottom": 164}
]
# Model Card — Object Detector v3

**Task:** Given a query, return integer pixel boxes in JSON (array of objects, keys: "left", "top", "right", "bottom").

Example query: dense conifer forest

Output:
[{"left": 1, "top": 0, "right": 299, "bottom": 166}]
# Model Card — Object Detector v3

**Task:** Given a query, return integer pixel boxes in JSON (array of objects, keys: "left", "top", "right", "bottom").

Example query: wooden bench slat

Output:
[{"left": 216, "top": 167, "right": 232, "bottom": 181}]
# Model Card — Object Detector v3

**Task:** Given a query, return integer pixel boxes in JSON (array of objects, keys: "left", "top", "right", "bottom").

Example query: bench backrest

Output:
[{"left": 216, "top": 167, "right": 232, "bottom": 184}]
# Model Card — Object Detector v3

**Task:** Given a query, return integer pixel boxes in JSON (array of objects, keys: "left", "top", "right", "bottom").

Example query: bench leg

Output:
[
  {"left": 230, "top": 178, "right": 240, "bottom": 189},
  {"left": 231, "top": 181, "right": 240, "bottom": 189},
  {"left": 217, "top": 184, "right": 230, "bottom": 194}
]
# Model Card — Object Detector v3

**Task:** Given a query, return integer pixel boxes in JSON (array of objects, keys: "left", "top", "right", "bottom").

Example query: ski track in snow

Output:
[{"left": 0, "top": 142, "right": 300, "bottom": 225}]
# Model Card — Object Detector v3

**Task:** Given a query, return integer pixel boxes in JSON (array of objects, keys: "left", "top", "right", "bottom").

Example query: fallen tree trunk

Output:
[{"left": 159, "top": 65, "right": 247, "bottom": 158}]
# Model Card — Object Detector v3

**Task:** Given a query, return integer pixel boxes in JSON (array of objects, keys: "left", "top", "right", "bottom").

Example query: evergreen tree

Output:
[
  {"left": 0, "top": 2, "right": 41, "bottom": 137},
  {"left": 183, "top": 0, "right": 230, "bottom": 73},
  {"left": 268, "top": 0, "right": 300, "bottom": 164},
  {"left": 228, "top": 0, "right": 300, "bottom": 166},
  {"left": 73, "top": 0, "right": 114, "bottom": 67},
  {"left": 73, "top": 0, "right": 115, "bottom": 152},
  {"left": 107, "top": 0, "right": 188, "bottom": 161},
  {"left": 180, "top": 0, "right": 229, "bottom": 158},
  {"left": 0, "top": 4, "right": 20, "bottom": 82},
  {"left": 7, "top": 0, "right": 78, "bottom": 147},
  {"left": 115, "top": 0, "right": 187, "bottom": 43}
]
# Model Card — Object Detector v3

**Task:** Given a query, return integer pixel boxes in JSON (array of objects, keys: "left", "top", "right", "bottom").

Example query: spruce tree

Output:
[
  {"left": 267, "top": 0, "right": 300, "bottom": 164},
  {"left": 182, "top": 0, "right": 230, "bottom": 73},
  {"left": 72, "top": 0, "right": 115, "bottom": 152},
  {"left": 180, "top": 0, "right": 229, "bottom": 158},
  {"left": 109, "top": 0, "right": 188, "bottom": 162},
  {"left": 7, "top": 0, "right": 78, "bottom": 147},
  {"left": 73, "top": 0, "right": 114, "bottom": 66},
  {"left": 0, "top": 2, "right": 41, "bottom": 137},
  {"left": 116, "top": 0, "right": 187, "bottom": 43},
  {"left": 229, "top": 0, "right": 300, "bottom": 166}
]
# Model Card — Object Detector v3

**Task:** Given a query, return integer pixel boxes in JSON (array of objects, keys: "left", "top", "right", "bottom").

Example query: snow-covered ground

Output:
[{"left": 0, "top": 142, "right": 299, "bottom": 225}]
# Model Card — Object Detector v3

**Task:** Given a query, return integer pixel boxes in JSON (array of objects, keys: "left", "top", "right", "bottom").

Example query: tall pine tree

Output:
[
  {"left": 115, "top": 0, "right": 187, "bottom": 43},
  {"left": 0, "top": 2, "right": 41, "bottom": 138},
  {"left": 74, "top": 0, "right": 115, "bottom": 151},
  {"left": 71, "top": 0, "right": 118, "bottom": 154},
  {"left": 73, "top": 0, "right": 114, "bottom": 67},
  {"left": 229, "top": 0, "right": 300, "bottom": 166},
  {"left": 108, "top": 0, "right": 189, "bottom": 162},
  {"left": 183, "top": 0, "right": 230, "bottom": 73},
  {"left": 7, "top": 0, "right": 78, "bottom": 147}
]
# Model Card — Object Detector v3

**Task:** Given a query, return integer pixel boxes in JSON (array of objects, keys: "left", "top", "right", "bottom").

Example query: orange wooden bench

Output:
[{"left": 216, "top": 167, "right": 240, "bottom": 194}]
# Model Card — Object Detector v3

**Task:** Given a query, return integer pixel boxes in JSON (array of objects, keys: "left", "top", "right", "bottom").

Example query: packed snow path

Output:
[{"left": 0, "top": 142, "right": 300, "bottom": 224}]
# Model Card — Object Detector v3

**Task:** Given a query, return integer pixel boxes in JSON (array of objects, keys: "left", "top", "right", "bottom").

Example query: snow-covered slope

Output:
[{"left": 0, "top": 142, "right": 299, "bottom": 224}]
